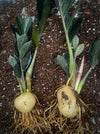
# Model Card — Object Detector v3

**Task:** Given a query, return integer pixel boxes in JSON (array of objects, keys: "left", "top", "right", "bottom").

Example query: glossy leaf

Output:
[
  {"left": 72, "top": 35, "right": 79, "bottom": 50},
  {"left": 36, "top": 0, "right": 45, "bottom": 21},
  {"left": 8, "top": 55, "right": 17, "bottom": 68},
  {"left": 19, "top": 40, "right": 32, "bottom": 59},
  {"left": 75, "top": 43, "right": 85, "bottom": 57},
  {"left": 16, "top": 16, "right": 32, "bottom": 34},
  {"left": 10, "top": 24, "right": 20, "bottom": 35},
  {"left": 57, "top": 53, "right": 69, "bottom": 74},
  {"left": 22, "top": 17, "right": 32, "bottom": 34},
  {"left": 22, "top": 52, "right": 32, "bottom": 70},
  {"left": 13, "top": 63, "right": 21, "bottom": 78},
  {"left": 55, "top": 0, "right": 74, "bottom": 16},
  {"left": 62, "top": 0, "right": 75, "bottom": 16},
  {"left": 67, "top": 0, "right": 81, "bottom": 28},
  {"left": 32, "top": 28, "right": 41, "bottom": 47},
  {"left": 16, "top": 16, "right": 22, "bottom": 34},
  {"left": 8, "top": 55, "right": 21, "bottom": 78},
  {"left": 39, "top": 0, "right": 51, "bottom": 33},
  {"left": 89, "top": 39, "right": 100, "bottom": 68},
  {"left": 14, "top": 41, "right": 19, "bottom": 56},
  {"left": 16, "top": 33, "right": 28, "bottom": 51},
  {"left": 68, "top": 14, "right": 84, "bottom": 42}
]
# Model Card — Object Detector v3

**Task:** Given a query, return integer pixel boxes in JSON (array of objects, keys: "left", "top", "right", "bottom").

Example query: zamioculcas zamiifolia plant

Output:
[
  {"left": 46, "top": 0, "right": 100, "bottom": 133},
  {"left": 8, "top": 0, "right": 51, "bottom": 133}
]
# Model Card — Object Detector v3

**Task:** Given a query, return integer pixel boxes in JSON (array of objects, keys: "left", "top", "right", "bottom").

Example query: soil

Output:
[{"left": 0, "top": 0, "right": 100, "bottom": 134}]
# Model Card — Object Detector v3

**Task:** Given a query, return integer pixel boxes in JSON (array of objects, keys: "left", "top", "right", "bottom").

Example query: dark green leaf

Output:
[
  {"left": 10, "top": 24, "right": 20, "bottom": 35},
  {"left": 36, "top": 0, "right": 45, "bottom": 21},
  {"left": 39, "top": 0, "right": 51, "bottom": 33},
  {"left": 14, "top": 41, "right": 19, "bottom": 56},
  {"left": 55, "top": 0, "right": 74, "bottom": 15},
  {"left": 32, "top": 28, "right": 41, "bottom": 47},
  {"left": 8, "top": 55, "right": 21, "bottom": 78},
  {"left": 16, "top": 16, "right": 22, "bottom": 34},
  {"left": 67, "top": 0, "right": 81, "bottom": 28},
  {"left": 22, "top": 52, "right": 32, "bottom": 70},
  {"left": 19, "top": 40, "right": 32, "bottom": 59},
  {"left": 89, "top": 39, "right": 100, "bottom": 68},
  {"left": 16, "top": 16, "right": 32, "bottom": 35},
  {"left": 62, "top": 0, "right": 75, "bottom": 17},
  {"left": 13, "top": 63, "right": 21, "bottom": 78},
  {"left": 68, "top": 14, "right": 84, "bottom": 42},
  {"left": 57, "top": 53, "right": 69, "bottom": 74},
  {"left": 16, "top": 33, "right": 28, "bottom": 51},
  {"left": 75, "top": 43, "right": 85, "bottom": 57}
]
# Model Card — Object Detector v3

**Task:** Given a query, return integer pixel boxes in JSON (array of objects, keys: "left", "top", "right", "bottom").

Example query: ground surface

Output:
[{"left": 0, "top": 0, "right": 100, "bottom": 133}]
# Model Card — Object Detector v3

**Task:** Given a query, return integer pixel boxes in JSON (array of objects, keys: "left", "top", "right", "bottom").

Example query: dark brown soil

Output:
[{"left": 0, "top": 0, "right": 100, "bottom": 134}]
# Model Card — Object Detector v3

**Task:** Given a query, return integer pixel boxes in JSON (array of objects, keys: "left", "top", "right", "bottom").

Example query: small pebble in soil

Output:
[
  {"left": 2, "top": 95, "right": 5, "bottom": 98},
  {"left": 3, "top": 87, "right": 6, "bottom": 91},
  {"left": 6, "top": 112, "right": 9, "bottom": 115},
  {"left": 0, "top": 102, "right": 2, "bottom": 107},
  {"left": 93, "top": 28, "right": 95, "bottom": 31},
  {"left": 46, "top": 44, "right": 50, "bottom": 48}
]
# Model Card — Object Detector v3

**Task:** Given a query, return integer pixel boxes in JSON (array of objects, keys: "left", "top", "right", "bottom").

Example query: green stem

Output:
[
  {"left": 66, "top": 58, "right": 76, "bottom": 87},
  {"left": 59, "top": 3, "right": 74, "bottom": 75},
  {"left": 27, "top": 46, "right": 38, "bottom": 77},
  {"left": 66, "top": 33, "right": 74, "bottom": 75},
  {"left": 17, "top": 78, "right": 23, "bottom": 94},
  {"left": 26, "top": 46, "right": 39, "bottom": 91},
  {"left": 77, "top": 67, "right": 92, "bottom": 94},
  {"left": 20, "top": 60, "right": 26, "bottom": 93}
]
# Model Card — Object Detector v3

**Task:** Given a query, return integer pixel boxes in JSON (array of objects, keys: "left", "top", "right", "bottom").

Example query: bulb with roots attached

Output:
[
  {"left": 57, "top": 85, "right": 79, "bottom": 118},
  {"left": 14, "top": 91, "right": 36, "bottom": 113},
  {"left": 13, "top": 91, "right": 51, "bottom": 134}
]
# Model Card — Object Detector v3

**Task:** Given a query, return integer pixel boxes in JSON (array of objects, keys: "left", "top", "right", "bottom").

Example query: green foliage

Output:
[
  {"left": 16, "top": 16, "right": 32, "bottom": 35},
  {"left": 16, "top": 33, "right": 28, "bottom": 51},
  {"left": 55, "top": 0, "right": 83, "bottom": 79},
  {"left": 75, "top": 43, "right": 85, "bottom": 57},
  {"left": 89, "top": 39, "right": 100, "bottom": 68},
  {"left": 68, "top": 14, "right": 84, "bottom": 42},
  {"left": 39, "top": 0, "right": 51, "bottom": 33},
  {"left": 36, "top": 0, "right": 45, "bottom": 21},
  {"left": 19, "top": 41, "right": 32, "bottom": 59},
  {"left": 32, "top": 0, "right": 51, "bottom": 47},
  {"left": 57, "top": 53, "right": 69, "bottom": 75},
  {"left": 10, "top": 16, "right": 32, "bottom": 36},
  {"left": 8, "top": 34, "right": 32, "bottom": 78},
  {"left": 72, "top": 35, "right": 79, "bottom": 50},
  {"left": 77, "top": 39, "right": 100, "bottom": 93},
  {"left": 32, "top": 28, "right": 41, "bottom": 47},
  {"left": 55, "top": 0, "right": 83, "bottom": 42},
  {"left": 8, "top": 55, "right": 21, "bottom": 78}
]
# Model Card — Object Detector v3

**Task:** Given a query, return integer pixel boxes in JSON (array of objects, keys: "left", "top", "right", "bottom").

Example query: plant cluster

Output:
[
  {"left": 8, "top": 0, "right": 100, "bottom": 133},
  {"left": 8, "top": 0, "right": 51, "bottom": 133}
]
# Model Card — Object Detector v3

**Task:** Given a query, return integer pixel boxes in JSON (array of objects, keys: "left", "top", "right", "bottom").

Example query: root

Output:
[
  {"left": 13, "top": 104, "right": 52, "bottom": 134},
  {"left": 45, "top": 96, "right": 96, "bottom": 134}
]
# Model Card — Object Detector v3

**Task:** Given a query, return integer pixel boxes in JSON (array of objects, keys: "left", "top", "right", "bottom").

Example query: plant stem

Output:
[
  {"left": 75, "top": 56, "right": 84, "bottom": 91},
  {"left": 17, "top": 78, "right": 23, "bottom": 94},
  {"left": 20, "top": 61, "right": 26, "bottom": 93},
  {"left": 59, "top": 3, "right": 74, "bottom": 75},
  {"left": 27, "top": 46, "right": 38, "bottom": 77},
  {"left": 26, "top": 46, "right": 39, "bottom": 91},
  {"left": 66, "top": 58, "right": 76, "bottom": 87},
  {"left": 77, "top": 67, "right": 92, "bottom": 94},
  {"left": 66, "top": 33, "right": 74, "bottom": 75}
]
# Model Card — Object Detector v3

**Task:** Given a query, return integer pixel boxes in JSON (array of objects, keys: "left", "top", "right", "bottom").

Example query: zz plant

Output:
[
  {"left": 46, "top": 0, "right": 100, "bottom": 133},
  {"left": 8, "top": 0, "right": 51, "bottom": 133}
]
